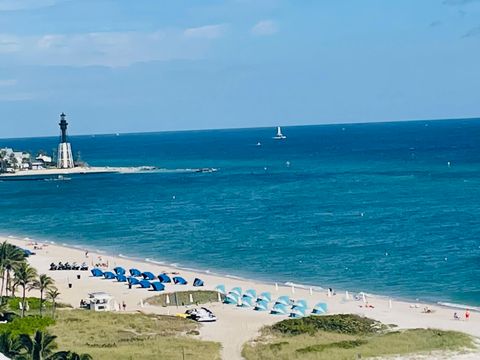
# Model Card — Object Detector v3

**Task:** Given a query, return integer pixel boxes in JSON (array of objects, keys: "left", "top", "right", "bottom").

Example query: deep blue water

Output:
[{"left": 1, "top": 120, "right": 480, "bottom": 306}]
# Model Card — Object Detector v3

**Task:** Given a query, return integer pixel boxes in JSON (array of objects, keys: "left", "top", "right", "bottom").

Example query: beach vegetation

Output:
[
  {"left": 0, "top": 316, "right": 54, "bottom": 336},
  {"left": 31, "top": 275, "right": 55, "bottom": 317},
  {"left": 145, "top": 290, "right": 222, "bottom": 307},
  {"left": 13, "top": 263, "right": 38, "bottom": 318},
  {"left": 242, "top": 315, "right": 474, "bottom": 360},
  {"left": 48, "top": 309, "right": 221, "bottom": 360},
  {"left": 0, "top": 242, "right": 26, "bottom": 302}
]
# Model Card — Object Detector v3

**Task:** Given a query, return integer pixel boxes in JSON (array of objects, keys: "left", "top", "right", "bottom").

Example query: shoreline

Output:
[
  {"left": 3, "top": 232, "right": 479, "bottom": 313},
  {"left": 4, "top": 234, "right": 480, "bottom": 360}
]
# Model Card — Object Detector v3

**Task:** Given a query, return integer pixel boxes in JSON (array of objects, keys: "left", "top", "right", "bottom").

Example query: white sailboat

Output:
[{"left": 273, "top": 126, "right": 286, "bottom": 140}]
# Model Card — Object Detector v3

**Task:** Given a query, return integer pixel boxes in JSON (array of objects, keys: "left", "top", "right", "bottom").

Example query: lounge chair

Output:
[
  {"left": 215, "top": 284, "right": 226, "bottom": 295},
  {"left": 312, "top": 302, "right": 328, "bottom": 315},
  {"left": 254, "top": 300, "right": 269, "bottom": 311},
  {"left": 116, "top": 274, "right": 127, "bottom": 282}
]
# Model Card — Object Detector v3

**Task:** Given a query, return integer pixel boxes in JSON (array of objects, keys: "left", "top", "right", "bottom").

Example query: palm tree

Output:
[
  {"left": 49, "top": 351, "right": 93, "bottom": 360},
  {"left": 19, "top": 330, "right": 58, "bottom": 360},
  {"left": 46, "top": 288, "right": 60, "bottom": 319},
  {"left": 31, "top": 274, "right": 55, "bottom": 317},
  {"left": 14, "top": 262, "right": 38, "bottom": 317},
  {"left": 0, "top": 331, "right": 23, "bottom": 358},
  {"left": 0, "top": 241, "right": 25, "bottom": 301}
]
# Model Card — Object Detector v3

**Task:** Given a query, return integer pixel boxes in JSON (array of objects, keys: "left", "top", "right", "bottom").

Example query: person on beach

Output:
[
  {"left": 454, "top": 312, "right": 460, "bottom": 320},
  {"left": 122, "top": 301, "right": 126, "bottom": 311},
  {"left": 465, "top": 309, "right": 470, "bottom": 320},
  {"left": 85, "top": 250, "right": 89, "bottom": 258}
]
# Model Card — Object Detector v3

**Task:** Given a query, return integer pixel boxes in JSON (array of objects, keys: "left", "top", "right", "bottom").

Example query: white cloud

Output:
[
  {"left": 184, "top": 24, "right": 227, "bottom": 39},
  {"left": 0, "top": 27, "right": 225, "bottom": 67},
  {"left": 251, "top": 20, "right": 278, "bottom": 36},
  {"left": 0, "top": 0, "right": 62, "bottom": 11}
]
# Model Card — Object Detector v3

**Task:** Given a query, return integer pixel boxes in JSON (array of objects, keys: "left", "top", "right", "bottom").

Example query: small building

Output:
[{"left": 88, "top": 292, "right": 118, "bottom": 312}]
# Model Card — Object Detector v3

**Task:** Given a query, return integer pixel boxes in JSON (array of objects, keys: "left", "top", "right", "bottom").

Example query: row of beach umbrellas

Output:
[{"left": 215, "top": 285, "right": 327, "bottom": 318}]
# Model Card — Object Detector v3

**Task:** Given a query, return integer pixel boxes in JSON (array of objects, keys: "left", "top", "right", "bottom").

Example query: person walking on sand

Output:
[
  {"left": 122, "top": 301, "right": 126, "bottom": 311},
  {"left": 465, "top": 309, "right": 470, "bottom": 321}
]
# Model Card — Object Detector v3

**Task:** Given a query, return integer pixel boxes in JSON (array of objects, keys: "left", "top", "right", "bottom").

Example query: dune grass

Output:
[
  {"left": 145, "top": 290, "right": 223, "bottom": 307},
  {"left": 49, "top": 310, "right": 221, "bottom": 360},
  {"left": 242, "top": 315, "right": 474, "bottom": 360}
]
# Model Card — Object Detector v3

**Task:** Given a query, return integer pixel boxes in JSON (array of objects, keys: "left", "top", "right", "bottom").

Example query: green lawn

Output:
[
  {"left": 145, "top": 290, "right": 223, "bottom": 307},
  {"left": 48, "top": 310, "right": 221, "bottom": 360},
  {"left": 242, "top": 315, "right": 474, "bottom": 360}
]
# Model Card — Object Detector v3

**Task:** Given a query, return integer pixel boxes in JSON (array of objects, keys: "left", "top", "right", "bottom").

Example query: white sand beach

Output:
[{"left": 4, "top": 236, "right": 479, "bottom": 360}]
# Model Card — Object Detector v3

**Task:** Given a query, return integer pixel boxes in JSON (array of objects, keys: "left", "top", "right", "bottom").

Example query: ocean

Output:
[{"left": 1, "top": 119, "right": 480, "bottom": 306}]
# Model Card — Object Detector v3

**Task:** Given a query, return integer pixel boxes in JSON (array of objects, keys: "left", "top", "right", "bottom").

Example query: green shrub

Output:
[
  {"left": 0, "top": 316, "right": 55, "bottom": 336},
  {"left": 272, "top": 314, "right": 387, "bottom": 336},
  {"left": 296, "top": 339, "right": 368, "bottom": 353}
]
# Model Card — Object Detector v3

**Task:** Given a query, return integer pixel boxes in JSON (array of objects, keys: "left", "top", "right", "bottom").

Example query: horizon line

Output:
[{"left": 1, "top": 115, "right": 480, "bottom": 141}]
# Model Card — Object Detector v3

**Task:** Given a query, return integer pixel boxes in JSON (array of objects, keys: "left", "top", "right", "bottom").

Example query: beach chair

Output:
[
  {"left": 114, "top": 267, "right": 126, "bottom": 275},
  {"left": 244, "top": 289, "right": 256, "bottom": 298},
  {"left": 275, "top": 296, "right": 291, "bottom": 306},
  {"left": 150, "top": 282, "right": 165, "bottom": 291},
  {"left": 138, "top": 280, "right": 151, "bottom": 288},
  {"left": 193, "top": 278, "right": 204, "bottom": 287},
  {"left": 158, "top": 273, "right": 171, "bottom": 283},
  {"left": 142, "top": 271, "right": 155, "bottom": 280},
  {"left": 293, "top": 300, "right": 307, "bottom": 309},
  {"left": 103, "top": 271, "right": 116, "bottom": 280},
  {"left": 240, "top": 296, "right": 254, "bottom": 307},
  {"left": 289, "top": 307, "right": 306, "bottom": 318},
  {"left": 224, "top": 292, "right": 240, "bottom": 305},
  {"left": 173, "top": 276, "right": 187, "bottom": 285},
  {"left": 129, "top": 268, "right": 142, "bottom": 277},
  {"left": 91, "top": 268, "right": 104, "bottom": 277}
]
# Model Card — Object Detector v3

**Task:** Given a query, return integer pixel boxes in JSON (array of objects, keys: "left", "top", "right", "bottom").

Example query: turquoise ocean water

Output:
[{"left": 1, "top": 119, "right": 480, "bottom": 306}]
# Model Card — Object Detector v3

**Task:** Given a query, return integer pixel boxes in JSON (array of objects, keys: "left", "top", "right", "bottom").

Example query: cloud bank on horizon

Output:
[{"left": 0, "top": 0, "right": 479, "bottom": 137}]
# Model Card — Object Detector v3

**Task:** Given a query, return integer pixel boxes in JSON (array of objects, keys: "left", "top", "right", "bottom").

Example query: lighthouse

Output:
[{"left": 57, "top": 113, "right": 75, "bottom": 169}]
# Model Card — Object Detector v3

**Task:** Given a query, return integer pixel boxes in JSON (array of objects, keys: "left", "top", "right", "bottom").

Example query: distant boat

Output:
[
  {"left": 273, "top": 126, "right": 286, "bottom": 140},
  {"left": 256, "top": 142, "right": 262, "bottom": 146}
]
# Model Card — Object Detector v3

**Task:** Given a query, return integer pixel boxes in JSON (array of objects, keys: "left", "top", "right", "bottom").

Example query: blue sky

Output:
[{"left": 0, "top": 0, "right": 479, "bottom": 137}]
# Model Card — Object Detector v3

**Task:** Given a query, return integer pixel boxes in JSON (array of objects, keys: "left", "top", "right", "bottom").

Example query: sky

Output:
[{"left": 0, "top": 0, "right": 479, "bottom": 138}]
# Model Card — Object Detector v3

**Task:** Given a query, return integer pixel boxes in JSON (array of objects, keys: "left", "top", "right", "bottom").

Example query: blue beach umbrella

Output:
[
  {"left": 275, "top": 296, "right": 291, "bottom": 306},
  {"left": 142, "top": 272, "right": 155, "bottom": 280},
  {"left": 158, "top": 273, "right": 171, "bottom": 283},
  {"left": 271, "top": 303, "right": 288, "bottom": 315},
  {"left": 293, "top": 300, "right": 308, "bottom": 309},
  {"left": 127, "top": 276, "right": 140, "bottom": 286},
  {"left": 116, "top": 274, "right": 127, "bottom": 282},
  {"left": 230, "top": 287, "right": 242, "bottom": 297},
  {"left": 138, "top": 280, "right": 151, "bottom": 288},
  {"left": 224, "top": 292, "right": 240, "bottom": 304},
  {"left": 103, "top": 271, "right": 116, "bottom": 280},
  {"left": 150, "top": 282, "right": 165, "bottom": 291},
  {"left": 173, "top": 276, "right": 188, "bottom": 285},
  {"left": 244, "top": 289, "right": 257, "bottom": 299},
  {"left": 91, "top": 268, "right": 103, "bottom": 277},
  {"left": 258, "top": 292, "right": 272, "bottom": 302},
  {"left": 254, "top": 300, "right": 269, "bottom": 311},
  {"left": 215, "top": 285, "right": 226, "bottom": 295},
  {"left": 129, "top": 268, "right": 142, "bottom": 277},
  {"left": 193, "top": 278, "right": 204, "bottom": 287},
  {"left": 290, "top": 307, "right": 306, "bottom": 318},
  {"left": 312, "top": 303, "right": 328, "bottom": 315},
  {"left": 240, "top": 296, "right": 254, "bottom": 307},
  {"left": 113, "top": 267, "right": 126, "bottom": 275}
]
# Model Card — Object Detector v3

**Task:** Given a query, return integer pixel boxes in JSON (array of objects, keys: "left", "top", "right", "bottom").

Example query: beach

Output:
[{"left": 4, "top": 235, "right": 479, "bottom": 360}]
